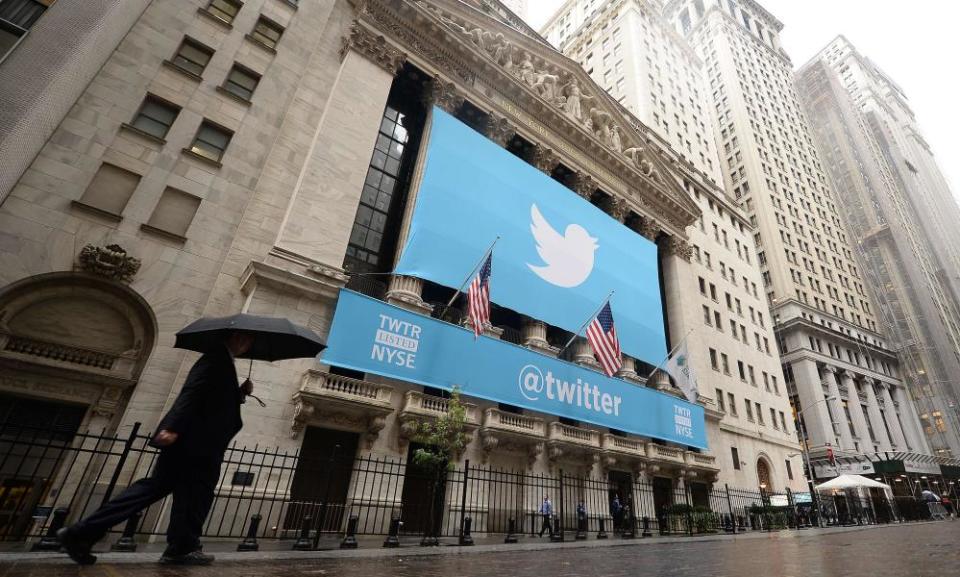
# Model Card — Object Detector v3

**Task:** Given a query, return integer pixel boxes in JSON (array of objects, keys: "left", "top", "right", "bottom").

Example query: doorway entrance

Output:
[
  {"left": 286, "top": 427, "right": 359, "bottom": 532},
  {"left": 608, "top": 470, "right": 633, "bottom": 532},
  {"left": 653, "top": 476, "right": 674, "bottom": 520},
  {"left": 0, "top": 394, "right": 86, "bottom": 539},
  {"left": 399, "top": 442, "right": 446, "bottom": 535}
]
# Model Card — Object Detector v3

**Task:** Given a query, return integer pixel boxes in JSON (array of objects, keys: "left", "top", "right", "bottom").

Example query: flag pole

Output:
[
  {"left": 644, "top": 328, "right": 695, "bottom": 381},
  {"left": 557, "top": 291, "right": 615, "bottom": 355},
  {"left": 443, "top": 236, "right": 500, "bottom": 310}
]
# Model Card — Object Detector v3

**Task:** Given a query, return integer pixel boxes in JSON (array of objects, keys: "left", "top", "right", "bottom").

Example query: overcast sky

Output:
[{"left": 525, "top": 1, "right": 960, "bottom": 200}]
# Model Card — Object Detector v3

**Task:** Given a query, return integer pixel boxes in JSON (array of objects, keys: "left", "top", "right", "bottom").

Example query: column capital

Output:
[
  {"left": 422, "top": 75, "right": 464, "bottom": 114},
  {"left": 660, "top": 235, "right": 692, "bottom": 261},
  {"left": 483, "top": 112, "right": 515, "bottom": 147},
  {"left": 341, "top": 22, "right": 406, "bottom": 76},
  {"left": 822, "top": 364, "right": 838, "bottom": 374},
  {"left": 566, "top": 170, "right": 596, "bottom": 200},
  {"left": 530, "top": 143, "right": 559, "bottom": 174},
  {"left": 600, "top": 195, "right": 629, "bottom": 223},
  {"left": 630, "top": 215, "right": 661, "bottom": 242}
]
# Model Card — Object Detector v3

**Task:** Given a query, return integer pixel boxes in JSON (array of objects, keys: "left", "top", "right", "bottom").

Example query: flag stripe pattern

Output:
[
  {"left": 586, "top": 301, "right": 622, "bottom": 377},
  {"left": 467, "top": 253, "right": 492, "bottom": 338}
]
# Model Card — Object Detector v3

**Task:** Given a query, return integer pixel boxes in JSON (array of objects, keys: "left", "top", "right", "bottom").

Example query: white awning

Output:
[{"left": 815, "top": 474, "right": 891, "bottom": 491}]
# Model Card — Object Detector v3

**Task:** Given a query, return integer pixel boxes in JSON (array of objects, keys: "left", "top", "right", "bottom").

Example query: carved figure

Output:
[
  {"left": 517, "top": 53, "right": 536, "bottom": 86},
  {"left": 623, "top": 147, "right": 657, "bottom": 178},
  {"left": 610, "top": 125, "right": 623, "bottom": 151},
  {"left": 531, "top": 71, "right": 560, "bottom": 102},
  {"left": 78, "top": 244, "right": 141, "bottom": 283},
  {"left": 561, "top": 78, "right": 593, "bottom": 122}
]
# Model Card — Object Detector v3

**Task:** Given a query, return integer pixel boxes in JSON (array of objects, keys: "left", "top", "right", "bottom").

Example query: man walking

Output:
[
  {"left": 538, "top": 495, "right": 554, "bottom": 538},
  {"left": 58, "top": 331, "right": 255, "bottom": 566}
]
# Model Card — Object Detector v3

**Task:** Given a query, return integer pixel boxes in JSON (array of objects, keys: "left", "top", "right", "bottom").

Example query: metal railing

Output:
[{"left": 0, "top": 423, "right": 946, "bottom": 547}]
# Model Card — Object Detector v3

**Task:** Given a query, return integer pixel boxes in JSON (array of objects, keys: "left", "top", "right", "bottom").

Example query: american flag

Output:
[
  {"left": 586, "top": 301, "right": 622, "bottom": 377},
  {"left": 467, "top": 253, "right": 492, "bottom": 338}
]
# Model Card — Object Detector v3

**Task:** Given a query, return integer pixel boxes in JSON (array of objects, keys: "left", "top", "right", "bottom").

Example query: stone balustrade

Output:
[
  {"left": 548, "top": 421, "right": 601, "bottom": 449},
  {"left": 600, "top": 433, "right": 648, "bottom": 458},
  {"left": 399, "top": 390, "right": 480, "bottom": 426},
  {"left": 482, "top": 408, "right": 546, "bottom": 437},
  {"left": 648, "top": 443, "right": 685, "bottom": 465}
]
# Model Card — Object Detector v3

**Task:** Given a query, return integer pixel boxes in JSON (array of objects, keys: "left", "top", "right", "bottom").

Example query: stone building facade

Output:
[
  {"left": 542, "top": 0, "right": 805, "bottom": 493},
  {"left": 0, "top": 0, "right": 808, "bottom": 536},
  {"left": 658, "top": 0, "right": 932, "bottom": 480}
]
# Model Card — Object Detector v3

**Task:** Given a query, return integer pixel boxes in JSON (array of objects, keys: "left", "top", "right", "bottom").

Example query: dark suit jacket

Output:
[{"left": 155, "top": 347, "right": 244, "bottom": 457}]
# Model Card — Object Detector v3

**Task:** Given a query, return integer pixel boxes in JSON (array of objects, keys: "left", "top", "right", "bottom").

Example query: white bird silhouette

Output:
[{"left": 527, "top": 204, "right": 598, "bottom": 288}]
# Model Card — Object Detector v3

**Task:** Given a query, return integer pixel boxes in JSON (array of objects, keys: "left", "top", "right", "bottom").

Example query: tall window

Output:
[
  {"left": 170, "top": 37, "right": 214, "bottom": 77},
  {"left": 344, "top": 105, "right": 413, "bottom": 274},
  {"left": 205, "top": 0, "right": 241, "bottom": 24},
  {"left": 731, "top": 447, "right": 740, "bottom": 470},
  {"left": 187, "top": 120, "right": 232, "bottom": 163},
  {"left": 249, "top": 16, "right": 283, "bottom": 50},
  {"left": 222, "top": 63, "right": 260, "bottom": 101},
  {"left": 0, "top": 0, "right": 49, "bottom": 60}
]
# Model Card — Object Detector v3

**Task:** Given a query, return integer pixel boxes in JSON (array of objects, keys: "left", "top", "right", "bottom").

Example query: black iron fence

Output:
[{"left": 0, "top": 423, "right": 944, "bottom": 547}]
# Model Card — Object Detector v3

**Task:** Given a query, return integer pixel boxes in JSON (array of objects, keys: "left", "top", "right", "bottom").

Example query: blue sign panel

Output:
[
  {"left": 322, "top": 290, "right": 706, "bottom": 449},
  {"left": 394, "top": 107, "right": 667, "bottom": 367}
]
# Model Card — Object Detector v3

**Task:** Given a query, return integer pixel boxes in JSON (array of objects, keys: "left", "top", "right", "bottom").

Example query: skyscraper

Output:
[
  {"left": 796, "top": 36, "right": 960, "bottom": 457},
  {"left": 659, "top": 1, "right": 933, "bottom": 475},
  {"left": 542, "top": 0, "right": 807, "bottom": 492}
]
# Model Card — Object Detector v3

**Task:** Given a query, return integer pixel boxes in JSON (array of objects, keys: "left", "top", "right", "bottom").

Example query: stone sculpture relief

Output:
[{"left": 435, "top": 12, "right": 664, "bottom": 184}]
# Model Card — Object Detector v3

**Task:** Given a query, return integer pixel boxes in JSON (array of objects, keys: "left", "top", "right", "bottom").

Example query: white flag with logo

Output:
[{"left": 664, "top": 341, "right": 698, "bottom": 403}]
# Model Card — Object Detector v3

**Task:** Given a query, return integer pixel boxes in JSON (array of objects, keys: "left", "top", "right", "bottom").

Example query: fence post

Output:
[
  {"left": 458, "top": 460, "right": 470, "bottom": 546},
  {"left": 551, "top": 470, "right": 564, "bottom": 542},
  {"left": 640, "top": 515, "right": 651, "bottom": 538},
  {"left": 313, "top": 444, "right": 340, "bottom": 549},
  {"left": 597, "top": 516, "right": 608, "bottom": 539},
  {"left": 237, "top": 514, "right": 262, "bottom": 552},
  {"left": 100, "top": 422, "right": 142, "bottom": 506},
  {"left": 31, "top": 508, "right": 69, "bottom": 551},
  {"left": 292, "top": 516, "right": 313, "bottom": 550},
  {"left": 340, "top": 514, "right": 359, "bottom": 549},
  {"left": 111, "top": 511, "right": 141, "bottom": 552},
  {"left": 725, "top": 484, "right": 736, "bottom": 532}
]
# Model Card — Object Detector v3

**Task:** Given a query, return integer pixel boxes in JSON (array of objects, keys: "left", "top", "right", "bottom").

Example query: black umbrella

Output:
[{"left": 174, "top": 313, "right": 326, "bottom": 361}]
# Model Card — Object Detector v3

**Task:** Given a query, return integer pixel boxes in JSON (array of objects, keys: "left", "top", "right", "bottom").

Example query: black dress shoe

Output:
[
  {"left": 159, "top": 550, "right": 215, "bottom": 565},
  {"left": 57, "top": 528, "right": 97, "bottom": 566}
]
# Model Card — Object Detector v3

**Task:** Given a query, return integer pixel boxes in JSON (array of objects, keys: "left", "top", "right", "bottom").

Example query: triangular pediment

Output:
[{"left": 412, "top": 0, "right": 701, "bottom": 231}]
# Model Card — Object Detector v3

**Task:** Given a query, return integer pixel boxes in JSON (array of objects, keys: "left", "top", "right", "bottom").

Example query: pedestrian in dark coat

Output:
[{"left": 58, "top": 331, "right": 255, "bottom": 566}]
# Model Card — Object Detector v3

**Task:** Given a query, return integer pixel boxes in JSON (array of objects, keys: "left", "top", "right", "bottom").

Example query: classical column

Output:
[
  {"left": 792, "top": 360, "right": 835, "bottom": 448},
  {"left": 616, "top": 356, "right": 642, "bottom": 383},
  {"left": 879, "top": 384, "right": 908, "bottom": 449},
  {"left": 823, "top": 367, "right": 855, "bottom": 452},
  {"left": 893, "top": 386, "right": 926, "bottom": 452},
  {"left": 386, "top": 75, "right": 464, "bottom": 314},
  {"left": 841, "top": 372, "right": 871, "bottom": 450},
  {"left": 631, "top": 215, "right": 661, "bottom": 242},
  {"left": 275, "top": 22, "right": 405, "bottom": 265},
  {"left": 862, "top": 378, "right": 893, "bottom": 450},
  {"left": 521, "top": 317, "right": 560, "bottom": 357},
  {"left": 385, "top": 275, "right": 433, "bottom": 315},
  {"left": 571, "top": 338, "right": 600, "bottom": 370}
]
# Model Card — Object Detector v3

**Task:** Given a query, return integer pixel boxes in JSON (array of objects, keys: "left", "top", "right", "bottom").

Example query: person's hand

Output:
[
  {"left": 240, "top": 378, "right": 254, "bottom": 396},
  {"left": 152, "top": 429, "right": 179, "bottom": 447}
]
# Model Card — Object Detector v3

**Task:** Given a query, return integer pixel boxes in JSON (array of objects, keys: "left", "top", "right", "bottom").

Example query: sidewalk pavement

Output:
[{"left": 0, "top": 521, "right": 938, "bottom": 565}]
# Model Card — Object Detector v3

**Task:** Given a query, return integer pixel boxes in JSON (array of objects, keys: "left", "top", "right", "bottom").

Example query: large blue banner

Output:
[
  {"left": 322, "top": 290, "right": 706, "bottom": 449},
  {"left": 394, "top": 107, "right": 667, "bottom": 367}
]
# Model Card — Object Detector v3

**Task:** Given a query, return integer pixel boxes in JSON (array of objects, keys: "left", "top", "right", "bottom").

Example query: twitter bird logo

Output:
[{"left": 527, "top": 204, "right": 598, "bottom": 288}]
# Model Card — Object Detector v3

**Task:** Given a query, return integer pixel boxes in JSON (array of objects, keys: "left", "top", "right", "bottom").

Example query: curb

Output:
[{"left": 0, "top": 522, "right": 939, "bottom": 566}]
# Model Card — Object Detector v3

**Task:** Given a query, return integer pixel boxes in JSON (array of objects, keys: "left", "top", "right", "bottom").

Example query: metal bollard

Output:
[
  {"left": 459, "top": 516, "right": 474, "bottom": 546},
  {"left": 383, "top": 516, "right": 402, "bottom": 548},
  {"left": 641, "top": 515, "right": 651, "bottom": 538},
  {"left": 597, "top": 517, "right": 608, "bottom": 539},
  {"left": 575, "top": 513, "right": 587, "bottom": 540},
  {"left": 549, "top": 516, "right": 563, "bottom": 542},
  {"left": 237, "top": 514, "right": 262, "bottom": 552},
  {"left": 111, "top": 512, "right": 141, "bottom": 552},
  {"left": 504, "top": 517, "right": 518, "bottom": 544},
  {"left": 737, "top": 515, "right": 746, "bottom": 532},
  {"left": 32, "top": 508, "right": 69, "bottom": 552},
  {"left": 340, "top": 514, "right": 359, "bottom": 549},
  {"left": 292, "top": 515, "right": 313, "bottom": 550}
]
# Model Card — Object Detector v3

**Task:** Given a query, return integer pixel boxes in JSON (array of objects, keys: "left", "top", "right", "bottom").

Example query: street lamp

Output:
[{"left": 795, "top": 395, "right": 837, "bottom": 528}]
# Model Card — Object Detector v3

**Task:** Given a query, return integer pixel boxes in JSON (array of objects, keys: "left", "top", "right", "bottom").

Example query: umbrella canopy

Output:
[
  {"left": 175, "top": 313, "right": 326, "bottom": 361},
  {"left": 815, "top": 474, "right": 890, "bottom": 492}
]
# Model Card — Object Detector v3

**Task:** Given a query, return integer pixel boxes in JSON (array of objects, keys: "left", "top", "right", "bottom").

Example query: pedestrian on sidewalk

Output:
[
  {"left": 611, "top": 494, "right": 623, "bottom": 534},
  {"left": 538, "top": 496, "right": 554, "bottom": 538},
  {"left": 58, "top": 331, "right": 256, "bottom": 567}
]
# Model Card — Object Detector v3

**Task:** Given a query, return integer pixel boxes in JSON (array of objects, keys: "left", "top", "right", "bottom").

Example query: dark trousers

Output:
[
  {"left": 538, "top": 514, "right": 553, "bottom": 537},
  {"left": 71, "top": 450, "right": 222, "bottom": 554}
]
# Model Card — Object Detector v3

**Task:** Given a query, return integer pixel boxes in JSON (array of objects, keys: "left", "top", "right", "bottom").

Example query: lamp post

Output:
[{"left": 795, "top": 396, "right": 837, "bottom": 528}]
